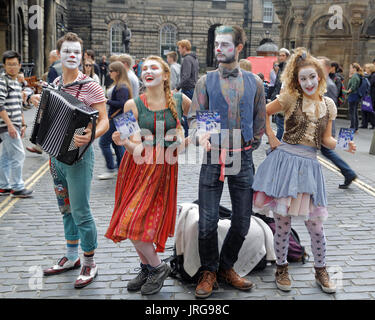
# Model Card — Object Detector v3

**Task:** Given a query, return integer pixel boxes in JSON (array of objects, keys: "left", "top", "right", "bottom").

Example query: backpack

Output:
[
  {"left": 358, "top": 75, "right": 370, "bottom": 98},
  {"left": 253, "top": 213, "right": 309, "bottom": 263}
]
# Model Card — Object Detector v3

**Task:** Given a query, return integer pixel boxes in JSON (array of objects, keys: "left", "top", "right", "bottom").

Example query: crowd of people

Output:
[{"left": 0, "top": 24, "right": 367, "bottom": 299}]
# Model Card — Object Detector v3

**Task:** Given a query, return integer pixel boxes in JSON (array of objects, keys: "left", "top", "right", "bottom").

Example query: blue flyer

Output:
[
  {"left": 113, "top": 110, "right": 140, "bottom": 140},
  {"left": 196, "top": 111, "right": 221, "bottom": 134},
  {"left": 337, "top": 128, "right": 354, "bottom": 150}
]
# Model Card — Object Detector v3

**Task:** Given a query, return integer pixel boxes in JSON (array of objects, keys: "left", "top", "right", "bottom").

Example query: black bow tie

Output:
[{"left": 222, "top": 68, "right": 240, "bottom": 79}]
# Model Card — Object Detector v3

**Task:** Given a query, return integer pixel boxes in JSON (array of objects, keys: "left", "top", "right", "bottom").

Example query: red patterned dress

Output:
[{"left": 105, "top": 93, "right": 183, "bottom": 252}]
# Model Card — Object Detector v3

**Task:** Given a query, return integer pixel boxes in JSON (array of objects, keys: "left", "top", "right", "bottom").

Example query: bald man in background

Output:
[{"left": 47, "top": 50, "right": 63, "bottom": 84}]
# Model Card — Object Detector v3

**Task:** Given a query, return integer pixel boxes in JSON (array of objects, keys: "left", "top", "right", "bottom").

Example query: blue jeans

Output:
[
  {"left": 320, "top": 146, "right": 356, "bottom": 180},
  {"left": 182, "top": 88, "right": 194, "bottom": 137},
  {"left": 50, "top": 147, "right": 97, "bottom": 253},
  {"left": 198, "top": 148, "right": 254, "bottom": 272},
  {"left": 99, "top": 119, "right": 125, "bottom": 170},
  {"left": 0, "top": 131, "right": 25, "bottom": 191},
  {"left": 275, "top": 114, "right": 284, "bottom": 140}
]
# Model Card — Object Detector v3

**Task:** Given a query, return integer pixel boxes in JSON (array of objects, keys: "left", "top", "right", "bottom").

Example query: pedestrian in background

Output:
[
  {"left": 98, "top": 61, "right": 132, "bottom": 180},
  {"left": 361, "top": 63, "right": 375, "bottom": 129},
  {"left": 99, "top": 55, "right": 109, "bottom": 86},
  {"left": 257, "top": 72, "right": 269, "bottom": 99},
  {"left": 84, "top": 49, "right": 100, "bottom": 76},
  {"left": 253, "top": 48, "right": 356, "bottom": 294},
  {"left": 239, "top": 58, "right": 252, "bottom": 72},
  {"left": 83, "top": 58, "right": 100, "bottom": 83},
  {"left": 118, "top": 54, "right": 140, "bottom": 98},
  {"left": 176, "top": 39, "right": 199, "bottom": 137},
  {"left": 270, "top": 48, "right": 290, "bottom": 140},
  {"left": 105, "top": 55, "right": 191, "bottom": 296},
  {"left": 329, "top": 61, "right": 344, "bottom": 108},
  {"left": 47, "top": 50, "right": 63, "bottom": 84},
  {"left": 0, "top": 50, "right": 33, "bottom": 198},
  {"left": 267, "top": 61, "right": 279, "bottom": 102},
  {"left": 346, "top": 62, "right": 363, "bottom": 132},
  {"left": 318, "top": 56, "right": 357, "bottom": 189},
  {"left": 166, "top": 51, "right": 181, "bottom": 91}
]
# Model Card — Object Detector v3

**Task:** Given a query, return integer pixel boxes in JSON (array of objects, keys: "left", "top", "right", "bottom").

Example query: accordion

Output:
[{"left": 30, "top": 82, "right": 99, "bottom": 165}]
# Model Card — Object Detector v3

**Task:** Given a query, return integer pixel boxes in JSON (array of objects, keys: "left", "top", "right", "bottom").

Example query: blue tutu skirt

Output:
[{"left": 252, "top": 143, "right": 328, "bottom": 221}]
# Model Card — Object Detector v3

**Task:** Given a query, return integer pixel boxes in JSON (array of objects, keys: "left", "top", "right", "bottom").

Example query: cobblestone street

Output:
[{"left": 1, "top": 112, "right": 375, "bottom": 301}]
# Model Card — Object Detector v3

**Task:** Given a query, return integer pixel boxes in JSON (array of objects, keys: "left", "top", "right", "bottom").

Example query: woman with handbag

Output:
[
  {"left": 361, "top": 64, "right": 375, "bottom": 129},
  {"left": 98, "top": 61, "right": 132, "bottom": 180}
]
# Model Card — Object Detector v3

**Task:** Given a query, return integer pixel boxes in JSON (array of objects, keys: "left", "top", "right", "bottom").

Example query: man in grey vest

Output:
[{"left": 188, "top": 25, "right": 266, "bottom": 299}]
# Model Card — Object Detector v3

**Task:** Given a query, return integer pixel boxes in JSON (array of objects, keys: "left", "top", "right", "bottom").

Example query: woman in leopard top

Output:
[{"left": 252, "top": 48, "right": 356, "bottom": 294}]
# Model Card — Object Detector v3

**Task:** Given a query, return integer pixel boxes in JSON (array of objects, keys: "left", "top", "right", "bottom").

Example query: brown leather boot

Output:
[
  {"left": 315, "top": 266, "right": 336, "bottom": 293},
  {"left": 195, "top": 271, "right": 218, "bottom": 299},
  {"left": 275, "top": 263, "right": 292, "bottom": 292},
  {"left": 218, "top": 267, "right": 253, "bottom": 291}
]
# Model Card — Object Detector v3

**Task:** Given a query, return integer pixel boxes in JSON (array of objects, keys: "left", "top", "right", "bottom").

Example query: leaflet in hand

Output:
[
  {"left": 196, "top": 111, "right": 221, "bottom": 134},
  {"left": 337, "top": 128, "right": 354, "bottom": 150},
  {"left": 113, "top": 110, "right": 140, "bottom": 140}
]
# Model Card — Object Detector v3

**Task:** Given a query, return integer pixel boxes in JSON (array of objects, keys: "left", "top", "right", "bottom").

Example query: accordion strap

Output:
[{"left": 57, "top": 78, "right": 94, "bottom": 91}]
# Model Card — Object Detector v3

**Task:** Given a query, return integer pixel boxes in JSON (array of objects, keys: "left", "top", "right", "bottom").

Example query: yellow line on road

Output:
[
  {"left": 0, "top": 160, "right": 50, "bottom": 219},
  {"left": 317, "top": 156, "right": 375, "bottom": 198}
]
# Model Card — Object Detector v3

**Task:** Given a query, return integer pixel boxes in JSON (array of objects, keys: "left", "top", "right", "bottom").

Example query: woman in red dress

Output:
[{"left": 105, "top": 56, "right": 191, "bottom": 295}]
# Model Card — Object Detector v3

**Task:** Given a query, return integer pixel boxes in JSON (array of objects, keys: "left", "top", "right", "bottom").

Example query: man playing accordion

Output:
[{"left": 32, "top": 32, "right": 109, "bottom": 288}]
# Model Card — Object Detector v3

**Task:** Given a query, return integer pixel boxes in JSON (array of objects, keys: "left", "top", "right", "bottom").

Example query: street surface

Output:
[{"left": 0, "top": 107, "right": 374, "bottom": 300}]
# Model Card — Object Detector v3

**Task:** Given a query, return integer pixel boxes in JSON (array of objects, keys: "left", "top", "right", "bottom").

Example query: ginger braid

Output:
[
  {"left": 164, "top": 77, "right": 184, "bottom": 141},
  {"left": 146, "top": 56, "right": 184, "bottom": 141}
]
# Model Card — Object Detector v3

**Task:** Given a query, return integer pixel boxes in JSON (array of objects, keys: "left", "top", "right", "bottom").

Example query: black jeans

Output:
[
  {"left": 348, "top": 100, "right": 359, "bottom": 131},
  {"left": 361, "top": 110, "right": 375, "bottom": 128},
  {"left": 198, "top": 149, "right": 254, "bottom": 272}
]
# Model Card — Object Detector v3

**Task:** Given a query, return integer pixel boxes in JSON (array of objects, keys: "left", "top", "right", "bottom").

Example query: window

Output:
[
  {"left": 263, "top": 1, "right": 274, "bottom": 24},
  {"left": 110, "top": 23, "right": 124, "bottom": 54},
  {"left": 212, "top": 0, "right": 226, "bottom": 9},
  {"left": 160, "top": 24, "right": 177, "bottom": 55}
]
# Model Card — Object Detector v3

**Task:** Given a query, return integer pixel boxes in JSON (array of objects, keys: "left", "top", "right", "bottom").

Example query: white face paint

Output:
[
  {"left": 141, "top": 60, "right": 164, "bottom": 87},
  {"left": 214, "top": 34, "right": 236, "bottom": 64},
  {"left": 60, "top": 41, "right": 82, "bottom": 70},
  {"left": 298, "top": 67, "right": 320, "bottom": 96}
]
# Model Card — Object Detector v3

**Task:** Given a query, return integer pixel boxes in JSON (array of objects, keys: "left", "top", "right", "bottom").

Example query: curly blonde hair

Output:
[
  {"left": 145, "top": 55, "right": 184, "bottom": 141},
  {"left": 280, "top": 47, "right": 326, "bottom": 97}
]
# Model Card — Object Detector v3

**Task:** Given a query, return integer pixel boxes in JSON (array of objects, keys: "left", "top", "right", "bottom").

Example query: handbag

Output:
[{"left": 361, "top": 95, "right": 374, "bottom": 113}]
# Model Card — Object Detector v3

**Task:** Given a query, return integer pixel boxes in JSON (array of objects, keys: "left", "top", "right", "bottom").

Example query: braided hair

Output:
[{"left": 145, "top": 55, "right": 184, "bottom": 141}]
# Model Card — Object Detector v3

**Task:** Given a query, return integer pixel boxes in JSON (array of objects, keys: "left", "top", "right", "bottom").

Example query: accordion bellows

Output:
[{"left": 30, "top": 88, "right": 98, "bottom": 165}]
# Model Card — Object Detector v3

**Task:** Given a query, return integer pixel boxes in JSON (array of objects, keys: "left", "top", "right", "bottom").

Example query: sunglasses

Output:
[
  {"left": 109, "top": 70, "right": 116, "bottom": 73},
  {"left": 85, "top": 64, "right": 93, "bottom": 67}
]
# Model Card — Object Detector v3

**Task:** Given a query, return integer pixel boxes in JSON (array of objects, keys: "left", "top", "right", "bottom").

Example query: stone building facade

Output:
[
  {"left": 273, "top": 0, "right": 375, "bottom": 78},
  {"left": 1, "top": 0, "right": 281, "bottom": 75},
  {"left": 0, "top": 0, "right": 68, "bottom": 76},
  {"left": 65, "top": 0, "right": 281, "bottom": 70}
]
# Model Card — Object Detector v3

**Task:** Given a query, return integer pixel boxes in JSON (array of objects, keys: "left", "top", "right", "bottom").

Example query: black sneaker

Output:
[
  {"left": 0, "top": 189, "right": 11, "bottom": 196},
  {"left": 10, "top": 188, "right": 33, "bottom": 198},
  {"left": 127, "top": 263, "right": 149, "bottom": 291},
  {"left": 141, "top": 262, "right": 171, "bottom": 295}
]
